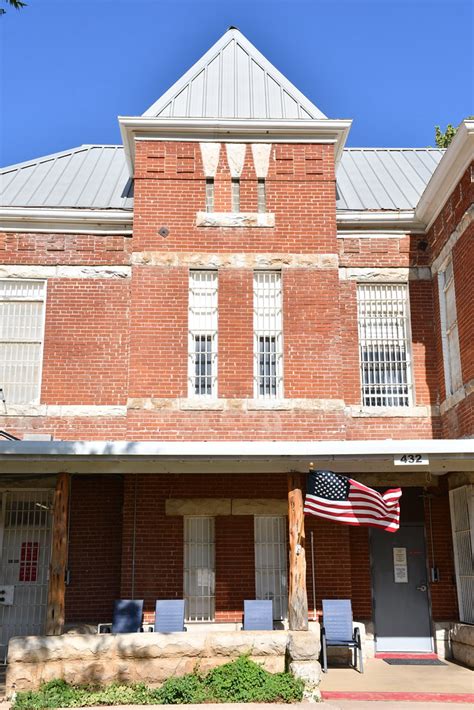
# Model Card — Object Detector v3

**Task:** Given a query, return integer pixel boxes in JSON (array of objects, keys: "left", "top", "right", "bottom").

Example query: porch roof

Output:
[{"left": 0, "top": 439, "right": 472, "bottom": 476}]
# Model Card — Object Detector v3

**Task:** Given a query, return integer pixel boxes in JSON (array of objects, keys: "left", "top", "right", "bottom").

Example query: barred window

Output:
[
  {"left": 438, "top": 257, "right": 462, "bottom": 396},
  {"left": 449, "top": 486, "right": 474, "bottom": 624},
  {"left": 254, "top": 272, "right": 283, "bottom": 399},
  {"left": 205, "top": 178, "right": 214, "bottom": 212},
  {"left": 184, "top": 517, "right": 215, "bottom": 622},
  {"left": 231, "top": 178, "right": 240, "bottom": 212},
  {"left": 254, "top": 516, "right": 288, "bottom": 621},
  {"left": 357, "top": 283, "right": 413, "bottom": 407},
  {"left": 257, "top": 178, "right": 266, "bottom": 213},
  {"left": 188, "top": 271, "right": 218, "bottom": 397},
  {"left": 0, "top": 280, "right": 46, "bottom": 404}
]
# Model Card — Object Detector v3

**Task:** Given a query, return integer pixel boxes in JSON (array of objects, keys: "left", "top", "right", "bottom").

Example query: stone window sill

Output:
[
  {"left": 349, "top": 405, "right": 435, "bottom": 418},
  {"left": 196, "top": 212, "right": 275, "bottom": 228}
]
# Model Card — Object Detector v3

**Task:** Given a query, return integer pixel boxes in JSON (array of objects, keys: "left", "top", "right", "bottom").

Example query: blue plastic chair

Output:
[
  {"left": 243, "top": 600, "right": 273, "bottom": 630},
  {"left": 321, "top": 599, "right": 363, "bottom": 673},
  {"left": 155, "top": 599, "right": 187, "bottom": 632}
]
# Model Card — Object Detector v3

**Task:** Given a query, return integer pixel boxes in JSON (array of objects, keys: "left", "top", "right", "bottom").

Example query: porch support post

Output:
[
  {"left": 46, "top": 472, "right": 70, "bottom": 635},
  {"left": 288, "top": 471, "right": 308, "bottom": 630}
]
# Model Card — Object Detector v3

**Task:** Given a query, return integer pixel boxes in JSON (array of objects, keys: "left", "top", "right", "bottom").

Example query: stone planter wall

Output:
[
  {"left": 6, "top": 628, "right": 321, "bottom": 696},
  {"left": 450, "top": 623, "right": 474, "bottom": 668}
]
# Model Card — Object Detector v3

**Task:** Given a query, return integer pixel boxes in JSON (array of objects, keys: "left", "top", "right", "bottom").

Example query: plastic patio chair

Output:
[
  {"left": 97, "top": 599, "right": 144, "bottom": 634},
  {"left": 242, "top": 600, "right": 273, "bottom": 630},
  {"left": 154, "top": 599, "right": 187, "bottom": 632},
  {"left": 321, "top": 599, "right": 363, "bottom": 673}
]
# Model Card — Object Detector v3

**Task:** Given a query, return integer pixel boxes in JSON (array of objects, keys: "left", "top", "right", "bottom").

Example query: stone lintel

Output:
[{"left": 165, "top": 498, "right": 231, "bottom": 516}]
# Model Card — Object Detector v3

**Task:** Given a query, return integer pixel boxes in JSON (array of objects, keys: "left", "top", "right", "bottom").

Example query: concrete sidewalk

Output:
[{"left": 1, "top": 703, "right": 473, "bottom": 710}]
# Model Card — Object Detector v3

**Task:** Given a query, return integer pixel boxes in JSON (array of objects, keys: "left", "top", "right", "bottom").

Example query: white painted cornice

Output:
[
  {"left": 118, "top": 117, "right": 352, "bottom": 175},
  {"left": 0, "top": 208, "right": 133, "bottom": 235},
  {"left": 415, "top": 120, "right": 474, "bottom": 231},
  {"left": 336, "top": 209, "right": 424, "bottom": 230}
]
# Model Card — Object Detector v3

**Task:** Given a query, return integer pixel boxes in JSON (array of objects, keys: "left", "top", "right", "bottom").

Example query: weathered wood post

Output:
[
  {"left": 46, "top": 472, "right": 70, "bottom": 635},
  {"left": 288, "top": 471, "right": 308, "bottom": 630}
]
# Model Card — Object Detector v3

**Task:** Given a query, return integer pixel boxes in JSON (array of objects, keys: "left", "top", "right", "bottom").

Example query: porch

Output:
[{"left": 0, "top": 439, "right": 473, "bottom": 691}]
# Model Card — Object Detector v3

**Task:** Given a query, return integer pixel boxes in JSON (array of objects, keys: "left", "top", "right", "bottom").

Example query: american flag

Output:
[{"left": 304, "top": 470, "right": 401, "bottom": 533}]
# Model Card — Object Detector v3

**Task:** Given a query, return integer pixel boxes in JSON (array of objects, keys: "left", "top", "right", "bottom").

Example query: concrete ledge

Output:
[
  {"left": 451, "top": 624, "right": 474, "bottom": 668},
  {"left": 6, "top": 629, "right": 320, "bottom": 695}
]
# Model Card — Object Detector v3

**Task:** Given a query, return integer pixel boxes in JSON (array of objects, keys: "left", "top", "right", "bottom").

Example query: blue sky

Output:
[{"left": 1, "top": 0, "right": 473, "bottom": 167}]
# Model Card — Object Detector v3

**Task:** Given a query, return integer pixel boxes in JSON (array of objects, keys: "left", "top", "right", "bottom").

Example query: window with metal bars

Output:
[
  {"left": 357, "top": 283, "right": 413, "bottom": 407},
  {"left": 231, "top": 178, "right": 240, "bottom": 212},
  {"left": 438, "top": 257, "right": 462, "bottom": 397},
  {"left": 205, "top": 178, "right": 214, "bottom": 212},
  {"left": 254, "top": 516, "right": 288, "bottom": 621},
  {"left": 188, "top": 271, "right": 218, "bottom": 397},
  {"left": 449, "top": 486, "right": 474, "bottom": 624},
  {"left": 253, "top": 272, "right": 283, "bottom": 399},
  {"left": 257, "top": 178, "right": 266, "bottom": 213},
  {"left": 0, "top": 280, "right": 46, "bottom": 405},
  {"left": 183, "top": 516, "right": 215, "bottom": 622}
]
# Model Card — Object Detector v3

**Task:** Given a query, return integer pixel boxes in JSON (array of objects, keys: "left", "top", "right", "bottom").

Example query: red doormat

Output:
[
  {"left": 375, "top": 652, "right": 439, "bottom": 659},
  {"left": 321, "top": 691, "right": 474, "bottom": 703}
]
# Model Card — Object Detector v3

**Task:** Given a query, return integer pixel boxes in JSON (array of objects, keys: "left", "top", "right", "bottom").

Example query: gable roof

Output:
[
  {"left": 1, "top": 144, "right": 443, "bottom": 214},
  {"left": 143, "top": 28, "right": 327, "bottom": 120},
  {"left": 0, "top": 145, "right": 133, "bottom": 210}
]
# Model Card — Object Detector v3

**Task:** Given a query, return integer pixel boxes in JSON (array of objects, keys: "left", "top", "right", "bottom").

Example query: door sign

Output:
[{"left": 393, "top": 546, "right": 408, "bottom": 583}]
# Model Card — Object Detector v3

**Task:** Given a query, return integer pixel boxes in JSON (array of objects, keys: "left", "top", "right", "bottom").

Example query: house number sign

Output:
[{"left": 394, "top": 454, "right": 429, "bottom": 466}]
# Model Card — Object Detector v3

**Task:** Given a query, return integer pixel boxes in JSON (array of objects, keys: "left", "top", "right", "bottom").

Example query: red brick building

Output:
[{"left": 0, "top": 29, "right": 472, "bottom": 662}]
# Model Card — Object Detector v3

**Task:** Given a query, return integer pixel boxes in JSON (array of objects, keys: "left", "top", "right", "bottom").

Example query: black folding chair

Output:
[
  {"left": 98, "top": 599, "right": 144, "bottom": 633},
  {"left": 321, "top": 599, "right": 363, "bottom": 673}
]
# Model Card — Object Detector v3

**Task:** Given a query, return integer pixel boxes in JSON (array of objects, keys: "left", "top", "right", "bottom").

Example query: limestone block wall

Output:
[
  {"left": 451, "top": 623, "right": 474, "bottom": 668},
  {"left": 6, "top": 629, "right": 321, "bottom": 696}
]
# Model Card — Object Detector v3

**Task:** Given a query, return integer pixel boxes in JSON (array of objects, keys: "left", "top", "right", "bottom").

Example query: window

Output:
[
  {"left": 184, "top": 517, "right": 215, "bottom": 622},
  {"left": 253, "top": 272, "right": 283, "bottom": 399},
  {"left": 449, "top": 486, "right": 474, "bottom": 623},
  {"left": 357, "top": 283, "right": 413, "bottom": 407},
  {"left": 254, "top": 516, "right": 288, "bottom": 621},
  {"left": 205, "top": 178, "right": 214, "bottom": 213},
  {"left": 0, "top": 280, "right": 46, "bottom": 405},
  {"left": 438, "top": 257, "right": 462, "bottom": 397},
  {"left": 188, "top": 271, "right": 218, "bottom": 397},
  {"left": 231, "top": 178, "right": 240, "bottom": 212},
  {"left": 257, "top": 178, "right": 266, "bottom": 213}
]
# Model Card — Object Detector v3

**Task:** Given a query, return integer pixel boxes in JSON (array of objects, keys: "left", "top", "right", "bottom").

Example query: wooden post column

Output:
[
  {"left": 46, "top": 472, "right": 70, "bottom": 635},
  {"left": 288, "top": 472, "right": 308, "bottom": 630}
]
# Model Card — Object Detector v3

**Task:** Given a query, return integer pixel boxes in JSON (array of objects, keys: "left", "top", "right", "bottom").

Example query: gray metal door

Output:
[{"left": 371, "top": 525, "right": 433, "bottom": 652}]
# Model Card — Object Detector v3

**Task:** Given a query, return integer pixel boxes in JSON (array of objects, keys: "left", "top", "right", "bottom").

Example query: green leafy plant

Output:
[{"left": 12, "top": 656, "right": 304, "bottom": 708}]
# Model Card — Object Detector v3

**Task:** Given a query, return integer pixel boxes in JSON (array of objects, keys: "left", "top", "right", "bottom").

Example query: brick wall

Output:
[{"left": 65, "top": 475, "right": 124, "bottom": 623}]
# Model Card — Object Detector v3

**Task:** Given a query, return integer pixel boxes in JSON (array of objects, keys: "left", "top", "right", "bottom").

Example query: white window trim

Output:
[
  {"left": 356, "top": 282, "right": 414, "bottom": 409},
  {"left": 0, "top": 279, "right": 47, "bottom": 406},
  {"left": 438, "top": 256, "right": 463, "bottom": 398},
  {"left": 254, "top": 515, "right": 288, "bottom": 621},
  {"left": 187, "top": 270, "right": 218, "bottom": 399},
  {"left": 253, "top": 271, "right": 283, "bottom": 399}
]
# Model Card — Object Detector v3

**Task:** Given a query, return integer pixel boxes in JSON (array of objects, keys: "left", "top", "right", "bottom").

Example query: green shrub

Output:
[
  {"left": 155, "top": 673, "right": 210, "bottom": 704},
  {"left": 206, "top": 655, "right": 304, "bottom": 703},
  {"left": 12, "top": 655, "right": 304, "bottom": 708}
]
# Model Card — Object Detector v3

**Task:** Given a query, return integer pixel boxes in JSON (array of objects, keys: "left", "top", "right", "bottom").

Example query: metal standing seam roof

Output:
[
  {"left": 0, "top": 145, "right": 133, "bottom": 210},
  {"left": 143, "top": 27, "right": 327, "bottom": 120},
  {"left": 1, "top": 144, "right": 444, "bottom": 213},
  {"left": 336, "top": 148, "right": 444, "bottom": 211}
]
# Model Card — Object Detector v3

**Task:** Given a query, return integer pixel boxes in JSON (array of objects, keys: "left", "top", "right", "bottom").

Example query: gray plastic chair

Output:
[
  {"left": 155, "top": 599, "right": 187, "bottom": 632},
  {"left": 243, "top": 600, "right": 273, "bottom": 630},
  {"left": 98, "top": 599, "right": 144, "bottom": 634},
  {"left": 321, "top": 599, "right": 363, "bottom": 673}
]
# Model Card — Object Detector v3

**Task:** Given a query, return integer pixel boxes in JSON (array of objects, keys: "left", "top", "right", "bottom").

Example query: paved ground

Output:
[
  {"left": 320, "top": 657, "right": 473, "bottom": 695},
  {"left": 0, "top": 703, "right": 472, "bottom": 709}
]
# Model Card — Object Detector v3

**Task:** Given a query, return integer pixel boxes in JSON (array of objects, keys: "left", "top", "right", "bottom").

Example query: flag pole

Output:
[{"left": 311, "top": 531, "right": 316, "bottom": 621}]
